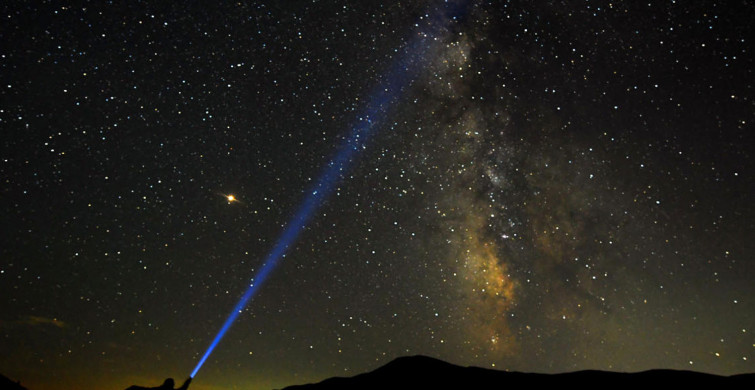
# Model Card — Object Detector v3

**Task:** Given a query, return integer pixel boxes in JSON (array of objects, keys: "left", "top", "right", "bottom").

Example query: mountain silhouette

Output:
[
  {"left": 282, "top": 355, "right": 754, "bottom": 389},
  {"left": 0, "top": 374, "right": 27, "bottom": 390},
  {"left": 2, "top": 356, "right": 753, "bottom": 389}
]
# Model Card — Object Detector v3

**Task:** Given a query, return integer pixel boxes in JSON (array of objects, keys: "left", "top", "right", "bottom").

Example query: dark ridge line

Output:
[{"left": 282, "top": 355, "right": 755, "bottom": 390}]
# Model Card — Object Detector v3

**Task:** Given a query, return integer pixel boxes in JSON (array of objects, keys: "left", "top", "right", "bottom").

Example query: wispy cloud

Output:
[{"left": 19, "top": 315, "right": 67, "bottom": 328}]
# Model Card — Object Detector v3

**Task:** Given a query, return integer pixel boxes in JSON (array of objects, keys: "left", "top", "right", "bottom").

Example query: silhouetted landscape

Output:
[
  {"left": 0, "top": 374, "right": 26, "bottom": 390},
  {"left": 282, "top": 355, "right": 755, "bottom": 390},
  {"left": 2, "top": 355, "right": 753, "bottom": 389}
]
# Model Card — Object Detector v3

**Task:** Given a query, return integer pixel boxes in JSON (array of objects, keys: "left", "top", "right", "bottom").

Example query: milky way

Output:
[{"left": 1, "top": 1, "right": 753, "bottom": 389}]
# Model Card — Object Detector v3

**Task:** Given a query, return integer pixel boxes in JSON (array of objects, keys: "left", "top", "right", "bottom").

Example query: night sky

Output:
[{"left": 1, "top": 1, "right": 754, "bottom": 389}]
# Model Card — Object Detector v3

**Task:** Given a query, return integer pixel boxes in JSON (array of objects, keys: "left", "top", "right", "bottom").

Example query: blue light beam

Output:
[{"left": 190, "top": 3, "right": 467, "bottom": 378}]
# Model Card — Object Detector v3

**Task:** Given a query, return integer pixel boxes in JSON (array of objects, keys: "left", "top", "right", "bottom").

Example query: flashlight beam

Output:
[{"left": 190, "top": 3, "right": 466, "bottom": 378}]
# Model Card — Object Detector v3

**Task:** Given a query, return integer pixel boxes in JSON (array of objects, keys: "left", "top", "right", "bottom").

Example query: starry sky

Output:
[{"left": 1, "top": 1, "right": 754, "bottom": 389}]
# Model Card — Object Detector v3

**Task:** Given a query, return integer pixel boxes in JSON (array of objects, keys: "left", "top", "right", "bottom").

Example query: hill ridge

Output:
[{"left": 282, "top": 355, "right": 754, "bottom": 389}]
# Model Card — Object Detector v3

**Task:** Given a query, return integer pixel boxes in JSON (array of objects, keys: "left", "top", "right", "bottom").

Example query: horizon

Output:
[{"left": 3, "top": 354, "right": 754, "bottom": 390}]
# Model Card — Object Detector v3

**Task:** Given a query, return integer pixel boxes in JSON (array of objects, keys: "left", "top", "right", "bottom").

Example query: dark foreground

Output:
[
  {"left": 1, "top": 374, "right": 26, "bottom": 390},
  {"left": 283, "top": 355, "right": 754, "bottom": 390},
  {"left": 2, "top": 356, "right": 753, "bottom": 389}
]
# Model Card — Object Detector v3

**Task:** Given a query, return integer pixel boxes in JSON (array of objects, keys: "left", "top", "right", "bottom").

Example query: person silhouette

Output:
[{"left": 126, "top": 377, "right": 191, "bottom": 390}]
